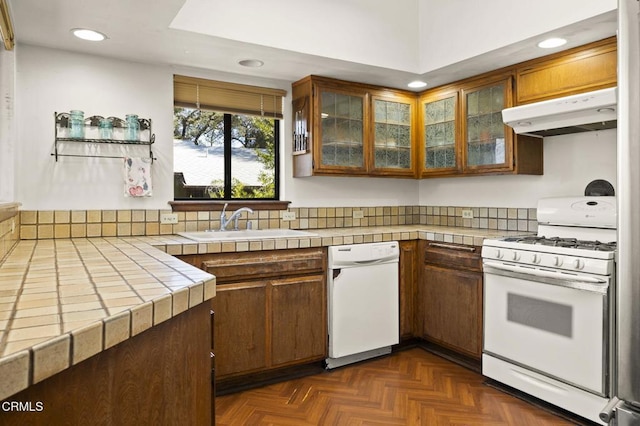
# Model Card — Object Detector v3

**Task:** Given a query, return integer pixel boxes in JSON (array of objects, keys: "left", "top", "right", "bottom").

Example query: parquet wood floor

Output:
[{"left": 215, "top": 348, "right": 580, "bottom": 426}]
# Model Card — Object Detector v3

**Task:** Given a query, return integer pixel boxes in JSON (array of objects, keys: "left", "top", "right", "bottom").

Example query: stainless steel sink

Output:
[{"left": 177, "top": 229, "right": 318, "bottom": 242}]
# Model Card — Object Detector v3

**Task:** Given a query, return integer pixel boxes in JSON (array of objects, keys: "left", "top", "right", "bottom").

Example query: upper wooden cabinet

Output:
[
  {"left": 370, "top": 92, "right": 417, "bottom": 177},
  {"left": 420, "top": 74, "right": 542, "bottom": 177},
  {"left": 420, "top": 88, "right": 460, "bottom": 174},
  {"left": 516, "top": 36, "right": 617, "bottom": 105},
  {"left": 292, "top": 38, "right": 615, "bottom": 179},
  {"left": 292, "top": 76, "right": 417, "bottom": 178}
]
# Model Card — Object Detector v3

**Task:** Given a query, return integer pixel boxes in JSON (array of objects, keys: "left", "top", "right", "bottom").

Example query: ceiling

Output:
[{"left": 7, "top": 0, "right": 618, "bottom": 91}]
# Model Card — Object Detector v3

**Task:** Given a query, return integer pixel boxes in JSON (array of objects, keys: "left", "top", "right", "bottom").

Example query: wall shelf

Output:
[{"left": 52, "top": 112, "right": 156, "bottom": 162}]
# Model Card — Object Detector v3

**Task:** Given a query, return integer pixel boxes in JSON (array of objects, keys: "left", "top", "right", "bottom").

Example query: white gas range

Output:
[{"left": 481, "top": 197, "right": 616, "bottom": 425}]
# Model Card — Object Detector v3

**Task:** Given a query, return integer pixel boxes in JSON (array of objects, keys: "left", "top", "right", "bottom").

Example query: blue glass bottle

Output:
[
  {"left": 69, "top": 110, "right": 85, "bottom": 139},
  {"left": 125, "top": 114, "right": 140, "bottom": 141},
  {"left": 99, "top": 118, "right": 113, "bottom": 139}
]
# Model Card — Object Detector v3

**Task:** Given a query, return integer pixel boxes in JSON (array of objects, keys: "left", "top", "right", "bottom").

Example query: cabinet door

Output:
[
  {"left": 421, "top": 264, "right": 483, "bottom": 358},
  {"left": 370, "top": 94, "right": 416, "bottom": 176},
  {"left": 212, "top": 282, "right": 267, "bottom": 377},
  {"left": 461, "top": 77, "right": 514, "bottom": 172},
  {"left": 314, "top": 85, "right": 368, "bottom": 174},
  {"left": 420, "top": 90, "right": 459, "bottom": 175},
  {"left": 271, "top": 274, "right": 326, "bottom": 366},
  {"left": 399, "top": 241, "right": 418, "bottom": 340}
]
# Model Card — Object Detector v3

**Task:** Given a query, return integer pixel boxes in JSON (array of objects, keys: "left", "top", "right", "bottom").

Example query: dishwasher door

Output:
[{"left": 327, "top": 242, "right": 399, "bottom": 367}]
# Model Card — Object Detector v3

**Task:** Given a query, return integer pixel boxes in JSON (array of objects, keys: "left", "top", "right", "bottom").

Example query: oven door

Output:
[{"left": 483, "top": 261, "right": 609, "bottom": 395}]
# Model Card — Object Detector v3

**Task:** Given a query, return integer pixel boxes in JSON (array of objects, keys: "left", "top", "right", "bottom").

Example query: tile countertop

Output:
[
  {"left": 148, "top": 225, "right": 530, "bottom": 256},
  {"left": 0, "top": 237, "right": 216, "bottom": 402},
  {"left": 0, "top": 224, "right": 529, "bottom": 402}
]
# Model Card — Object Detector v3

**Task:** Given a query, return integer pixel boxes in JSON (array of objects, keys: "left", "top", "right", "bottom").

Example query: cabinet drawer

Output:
[
  {"left": 423, "top": 242, "right": 481, "bottom": 272},
  {"left": 202, "top": 248, "right": 325, "bottom": 283}
]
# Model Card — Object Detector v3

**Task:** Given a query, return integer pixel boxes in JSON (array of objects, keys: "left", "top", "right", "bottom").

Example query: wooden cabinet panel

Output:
[
  {"left": 516, "top": 37, "right": 617, "bottom": 105},
  {"left": 271, "top": 274, "right": 326, "bottom": 366},
  {"left": 370, "top": 92, "right": 418, "bottom": 177},
  {"left": 0, "top": 303, "right": 212, "bottom": 426},
  {"left": 420, "top": 74, "right": 542, "bottom": 177},
  {"left": 421, "top": 265, "right": 483, "bottom": 358},
  {"left": 213, "top": 282, "right": 267, "bottom": 377},
  {"left": 198, "top": 248, "right": 327, "bottom": 388},
  {"left": 418, "top": 241, "right": 483, "bottom": 359},
  {"left": 201, "top": 249, "right": 324, "bottom": 283},
  {"left": 292, "top": 75, "right": 417, "bottom": 178},
  {"left": 399, "top": 240, "right": 418, "bottom": 340},
  {"left": 461, "top": 76, "right": 514, "bottom": 173},
  {"left": 420, "top": 89, "right": 460, "bottom": 175}
]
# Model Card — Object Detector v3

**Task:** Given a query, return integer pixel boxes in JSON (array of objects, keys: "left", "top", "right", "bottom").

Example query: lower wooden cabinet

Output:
[
  {"left": 271, "top": 275, "right": 325, "bottom": 366},
  {"left": 418, "top": 241, "right": 483, "bottom": 359},
  {"left": 213, "top": 281, "right": 267, "bottom": 377},
  {"left": 399, "top": 240, "right": 418, "bottom": 341},
  {"left": 0, "top": 303, "right": 212, "bottom": 426},
  {"left": 180, "top": 248, "right": 327, "bottom": 386}
]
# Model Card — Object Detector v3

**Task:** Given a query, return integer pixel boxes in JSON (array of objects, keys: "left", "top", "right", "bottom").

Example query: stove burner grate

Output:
[{"left": 504, "top": 236, "right": 616, "bottom": 251}]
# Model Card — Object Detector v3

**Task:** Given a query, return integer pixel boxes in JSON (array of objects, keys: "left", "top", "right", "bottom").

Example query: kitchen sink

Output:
[{"left": 177, "top": 229, "right": 318, "bottom": 242}]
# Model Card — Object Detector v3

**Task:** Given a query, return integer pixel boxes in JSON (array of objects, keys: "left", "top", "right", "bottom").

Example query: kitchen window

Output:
[{"left": 173, "top": 75, "right": 285, "bottom": 201}]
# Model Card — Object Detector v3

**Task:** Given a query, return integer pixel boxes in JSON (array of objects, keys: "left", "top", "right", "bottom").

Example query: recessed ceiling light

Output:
[
  {"left": 537, "top": 37, "right": 567, "bottom": 49},
  {"left": 71, "top": 28, "right": 107, "bottom": 42},
  {"left": 408, "top": 80, "right": 427, "bottom": 89},
  {"left": 238, "top": 59, "right": 264, "bottom": 68}
]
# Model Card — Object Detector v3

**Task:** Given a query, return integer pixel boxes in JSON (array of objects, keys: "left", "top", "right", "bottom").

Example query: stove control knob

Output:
[
  {"left": 572, "top": 259, "right": 583, "bottom": 270},
  {"left": 511, "top": 251, "right": 520, "bottom": 261},
  {"left": 553, "top": 256, "right": 563, "bottom": 267},
  {"left": 495, "top": 249, "right": 503, "bottom": 259},
  {"left": 531, "top": 254, "right": 540, "bottom": 264}
]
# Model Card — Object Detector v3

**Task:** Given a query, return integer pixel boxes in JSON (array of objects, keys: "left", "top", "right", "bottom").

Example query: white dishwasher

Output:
[{"left": 326, "top": 241, "right": 400, "bottom": 369}]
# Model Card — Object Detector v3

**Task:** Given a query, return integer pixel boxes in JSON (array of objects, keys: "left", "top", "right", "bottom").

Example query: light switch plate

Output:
[
  {"left": 461, "top": 209, "right": 474, "bottom": 219},
  {"left": 160, "top": 213, "right": 179, "bottom": 224},
  {"left": 352, "top": 210, "right": 364, "bottom": 219},
  {"left": 282, "top": 211, "right": 296, "bottom": 221}
]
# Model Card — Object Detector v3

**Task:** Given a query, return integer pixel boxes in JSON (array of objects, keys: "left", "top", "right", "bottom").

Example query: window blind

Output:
[{"left": 174, "top": 75, "right": 286, "bottom": 118}]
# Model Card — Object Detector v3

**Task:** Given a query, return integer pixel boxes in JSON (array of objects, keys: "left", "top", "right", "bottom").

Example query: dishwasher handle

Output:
[{"left": 428, "top": 242, "right": 476, "bottom": 252}]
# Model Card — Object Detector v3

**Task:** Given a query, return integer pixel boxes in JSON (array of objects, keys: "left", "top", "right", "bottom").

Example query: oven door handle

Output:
[{"left": 483, "top": 260, "right": 609, "bottom": 293}]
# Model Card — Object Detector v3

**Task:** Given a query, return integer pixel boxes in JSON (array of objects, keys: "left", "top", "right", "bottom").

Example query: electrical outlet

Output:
[
  {"left": 462, "top": 209, "right": 474, "bottom": 219},
  {"left": 352, "top": 210, "right": 364, "bottom": 219},
  {"left": 160, "top": 213, "right": 179, "bottom": 224},
  {"left": 281, "top": 211, "right": 296, "bottom": 221}
]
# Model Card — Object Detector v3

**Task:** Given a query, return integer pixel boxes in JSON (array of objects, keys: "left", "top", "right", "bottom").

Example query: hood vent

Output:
[{"left": 502, "top": 87, "right": 617, "bottom": 137}]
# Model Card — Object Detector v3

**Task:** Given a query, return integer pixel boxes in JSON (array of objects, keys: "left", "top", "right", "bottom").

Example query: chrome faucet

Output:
[{"left": 219, "top": 203, "right": 254, "bottom": 231}]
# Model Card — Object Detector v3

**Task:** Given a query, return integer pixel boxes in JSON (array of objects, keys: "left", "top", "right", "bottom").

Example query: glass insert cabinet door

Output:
[
  {"left": 317, "top": 88, "right": 365, "bottom": 171},
  {"left": 422, "top": 92, "right": 458, "bottom": 172},
  {"left": 372, "top": 97, "right": 413, "bottom": 173},
  {"left": 462, "top": 78, "right": 512, "bottom": 170}
]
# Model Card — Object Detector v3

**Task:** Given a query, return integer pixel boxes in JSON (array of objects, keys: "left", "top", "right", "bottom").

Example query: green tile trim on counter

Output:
[{"left": 18, "top": 206, "right": 537, "bottom": 240}]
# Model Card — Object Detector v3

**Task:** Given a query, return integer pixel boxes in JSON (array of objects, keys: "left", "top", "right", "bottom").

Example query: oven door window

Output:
[{"left": 484, "top": 272, "right": 606, "bottom": 394}]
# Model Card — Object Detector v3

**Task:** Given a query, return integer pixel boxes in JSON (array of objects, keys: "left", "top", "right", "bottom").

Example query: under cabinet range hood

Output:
[{"left": 502, "top": 87, "right": 617, "bottom": 137}]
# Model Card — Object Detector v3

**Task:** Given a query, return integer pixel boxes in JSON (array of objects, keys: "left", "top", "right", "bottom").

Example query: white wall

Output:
[
  {"left": 418, "top": 129, "right": 617, "bottom": 208},
  {"left": 13, "top": 46, "right": 618, "bottom": 211},
  {"left": 15, "top": 45, "right": 174, "bottom": 210},
  {"left": 418, "top": 0, "right": 617, "bottom": 73},
  {"left": 0, "top": 48, "right": 15, "bottom": 202},
  {"left": 171, "top": 0, "right": 421, "bottom": 73}
]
